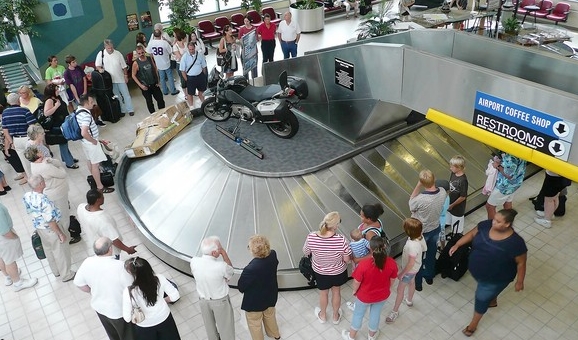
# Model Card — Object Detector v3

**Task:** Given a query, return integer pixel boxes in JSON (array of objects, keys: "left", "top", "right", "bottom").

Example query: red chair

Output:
[
  {"left": 230, "top": 13, "right": 245, "bottom": 29},
  {"left": 515, "top": 0, "right": 535, "bottom": 15},
  {"left": 261, "top": 7, "right": 282, "bottom": 25},
  {"left": 214, "top": 16, "right": 237, "bottom": 35},
  {"left": 246, "top": 10, "right": 263, "bottom": 27},
  {"left": 546, "top": 2, "right": 570, "bottom": 24},
  {"left": 198, "top": 20, "right": 221, "bottom": 47},
  {"left": 533, "top": 0, "right": 553, "bottom": 18}
]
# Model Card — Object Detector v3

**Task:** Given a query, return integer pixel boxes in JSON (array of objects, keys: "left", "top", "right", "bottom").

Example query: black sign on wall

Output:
[{"left": 335, "top": 58, "right": 354, "bottom": 91}]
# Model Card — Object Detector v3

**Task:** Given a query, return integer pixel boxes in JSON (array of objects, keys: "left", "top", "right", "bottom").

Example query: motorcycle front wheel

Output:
[
  {"left": 201, "top": 97, "right": 231, "bottom": 122},
  {"left": 267, "top": 112, "right": 300, "bottom": 139}
]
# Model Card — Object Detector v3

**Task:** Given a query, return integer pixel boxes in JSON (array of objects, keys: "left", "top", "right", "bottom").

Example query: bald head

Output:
[{"left": 94, "top": 237, "right": 113, "bottom": 256}]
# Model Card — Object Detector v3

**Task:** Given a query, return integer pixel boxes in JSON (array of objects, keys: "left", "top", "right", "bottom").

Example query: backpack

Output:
[{"left": 61, "top": 108, "right": 91, "bottom": 141}]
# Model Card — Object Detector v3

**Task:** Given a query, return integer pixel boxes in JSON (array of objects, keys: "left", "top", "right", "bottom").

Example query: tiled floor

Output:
[{"left": 1, "top": 12, "right": 578, "bottom": 340}]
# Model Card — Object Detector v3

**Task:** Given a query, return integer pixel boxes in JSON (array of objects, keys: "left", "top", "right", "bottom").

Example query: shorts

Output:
[
  {"left": 445, "top": 213, "right": 465, "bottom": 234},
  {"left": 0, "top": 233, "right": 23, "bottom": 264},
  {"left": 487, "top": 188, "right": 515, "bottom": 207},
  {"left": 540, "top": 173, "right": 569, "bottom": 197},
  {"left": 401, "top": 272, "right": 416, "bottom": 283},
  {"left": 314, "top": 269, "right": 348, "bottom": 290},
  {"left": 81, "top": 140, "right": 107, "bottom": 165},
  {"left": 186, "top": 73, "right": 207, "bottom": 96}
]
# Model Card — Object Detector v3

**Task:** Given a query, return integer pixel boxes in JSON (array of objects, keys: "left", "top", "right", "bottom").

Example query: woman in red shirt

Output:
[
  {"left": 237, "top": 15, "right": 258, "bottom": 79},
  {"left": 256, "top": 14, "right": 276, "bottom": 63},
  {"left": 342, "top": 236, "right": 398, "bottom": 340}
]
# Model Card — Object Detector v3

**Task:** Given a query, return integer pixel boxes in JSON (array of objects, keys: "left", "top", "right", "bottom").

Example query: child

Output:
[
  {"left": 447, "top": 155, "right": 468, "bottom": 234},
  {"left": 386, "top": 218, "right": 426, "bottom": 323},
  {"left": 346, "top": 229, "right": 371, "bottom": 311},
  {"left": 436, "top": 180, "right": 450, "bottom": 249}
]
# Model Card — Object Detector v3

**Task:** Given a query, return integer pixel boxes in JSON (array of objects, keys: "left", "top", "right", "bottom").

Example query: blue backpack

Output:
[{"left": 61, "top": 109, "right": 90, "bottom": 141}]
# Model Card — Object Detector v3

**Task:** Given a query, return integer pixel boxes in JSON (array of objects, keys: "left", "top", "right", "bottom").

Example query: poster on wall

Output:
[
  {"left": 241, "top": 31, "right": 258, "bottom": 77},
  {"left": 335, "top": 58, "right": 354, "bottom": 91},
  {"left": 141, "top": 11, "right": 152, "bottom": 28},
  {"left": 127, "top": 14, "right": 139, "bottom": 31}
]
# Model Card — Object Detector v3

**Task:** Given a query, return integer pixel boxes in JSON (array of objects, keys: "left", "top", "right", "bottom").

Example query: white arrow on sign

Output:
[
  {"left": 548, "top": 140, "right": 565, "bottom": 157},
  {"left": 553, "top": 121, "right": 570, "bottom": 138}
]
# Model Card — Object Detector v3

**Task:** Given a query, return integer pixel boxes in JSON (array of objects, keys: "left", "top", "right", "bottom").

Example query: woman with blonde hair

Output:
[
  {"left": 17, "top": 86, "right": 42, "bottom": 113},
  {"left": 303, "top": 211, "right": 352, "bottom": 325},
  {"left": 238, "top": 235, "right": 281, "bottom": 340}
]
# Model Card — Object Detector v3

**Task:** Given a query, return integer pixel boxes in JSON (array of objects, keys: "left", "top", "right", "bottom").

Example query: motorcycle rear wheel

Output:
[
  {"left": 202, "top": 97, "right": 231, "bottom": 122},
  {"left": 267, "top": 112, "right": 300, "bottom": 139}
]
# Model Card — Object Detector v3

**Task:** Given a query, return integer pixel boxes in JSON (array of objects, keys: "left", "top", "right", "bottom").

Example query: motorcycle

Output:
[{"left": 201, "top": 67, "right": 308, "bottom": 139}]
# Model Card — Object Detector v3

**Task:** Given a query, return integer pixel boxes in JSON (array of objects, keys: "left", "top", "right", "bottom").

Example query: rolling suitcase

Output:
[
  {"left": 436, "top": 221, "right": 471, "bottom": 281},
  {"left": 91, "top": 70, "right": 122, "bottom": 123}
]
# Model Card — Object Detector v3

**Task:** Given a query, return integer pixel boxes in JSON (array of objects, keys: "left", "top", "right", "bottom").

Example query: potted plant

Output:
[
  {"left": 290, "top": 0, "right": 325, "bottom": 32},
  {"left": 356, "top": 0, "right": 398, "bottom": 40},
  {"left": 500, "top": 15, "right": 521, "bottom": 42},
  {"left": 156, "top": 0, "right": 199, "bottom": 35},
  {"left": 241, "top": 0, "right": 263, "bottom": 13}
]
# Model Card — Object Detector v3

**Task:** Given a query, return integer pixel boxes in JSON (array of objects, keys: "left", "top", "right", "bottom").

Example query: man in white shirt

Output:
[
  {"left": 148, "top": 29, "right": 179, "bottom": 96},
  {"left": 179, "top": 42, "right": 208, "bottom": 108},
  {"left": 74, "top": 237, "right": 135, "bottom": 340},
  {"left": 77, "top": 94, "right": 114, "bottom": 194},
  {"left": 95, "top": 39, "right": 135, "bottom": 116},
  {"left": 277, "top": 12, "right": 301, "bottom": 59},
  {"left": 77, "top": 189, "right": 136, "bottom": 258},
  {"left": 190, "top": 236, "right": 235, "bottom": 340}
]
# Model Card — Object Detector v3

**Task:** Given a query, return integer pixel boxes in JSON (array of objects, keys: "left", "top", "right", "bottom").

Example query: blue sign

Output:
[{"left": 475, "top": 91, "right": 575, "bottom": 142}]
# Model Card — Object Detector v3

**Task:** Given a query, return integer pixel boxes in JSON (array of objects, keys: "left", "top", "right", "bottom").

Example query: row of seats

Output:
[
  {"left": 198, "top": 7, "right": 282, "bottom": 47},
  {"left": 515, "top": 0, "right": 571, "bottom": 25}
]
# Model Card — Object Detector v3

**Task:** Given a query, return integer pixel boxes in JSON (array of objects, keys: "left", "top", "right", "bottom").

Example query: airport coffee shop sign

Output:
[{"left": 473, "top": 91, "right": 575, "bottom": 161}]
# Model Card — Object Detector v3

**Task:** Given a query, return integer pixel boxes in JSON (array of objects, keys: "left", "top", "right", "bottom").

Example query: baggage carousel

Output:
[{"left": 117, "top": 113, "right": 503, "bottom": 289}]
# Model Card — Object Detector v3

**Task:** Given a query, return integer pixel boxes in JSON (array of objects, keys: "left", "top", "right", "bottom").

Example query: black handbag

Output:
[
  {"left": 87, "top": 172, "right": 115, "bottom": 189},
  {"left": 299, "top": 254, "right": 316, "bottom": 287},
  {"left": 216, "top": 51, "right": 226, "bottom": 66},
  {"left": 35, "top": 104, "right": 54, "bottom": 131}
]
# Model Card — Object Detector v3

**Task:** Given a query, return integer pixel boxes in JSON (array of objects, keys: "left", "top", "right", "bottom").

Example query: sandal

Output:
[
  {"left": 332, "top": 308, "right": 342, "bottom": 325},
  {"left": 462, "top": 326, "right": 476, "bottom": 337},
  {"left": 99, "top": 187, "right": 115, "bottom": 194},
  {"left": 314, "top": 307, "right": 326, "bottom": 324}
]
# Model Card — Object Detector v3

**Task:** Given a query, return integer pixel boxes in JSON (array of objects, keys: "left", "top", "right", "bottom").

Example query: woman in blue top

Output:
[{"left": 449, "top": 209, "right": 527, "bottom": 337}]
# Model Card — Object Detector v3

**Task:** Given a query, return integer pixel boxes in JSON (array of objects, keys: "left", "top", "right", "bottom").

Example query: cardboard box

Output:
[{"left": 125, "top": 102, "right": 192, "bottom": 158}]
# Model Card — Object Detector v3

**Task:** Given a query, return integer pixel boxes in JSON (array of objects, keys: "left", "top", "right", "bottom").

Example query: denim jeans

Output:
[
  {"left": 280, "top": 41, "right": 298, "bottom": 59},
  {"left": 475, "top": 280, "right": 510, "bottom": 314},
  {"left": 58, "top": 142, "right": 75, "bottom": 167},
  {"left": 112, "top": 82, "right": 134, "bottom": 114},
  {"left": 351, "top": 298, "right": 386, "bottom": 332},
  {"left": 158, "top": 68, "right": 177, "bottom": 95},
  {"left": 415, "top": 225, "right": 440, "bottom": 288}
]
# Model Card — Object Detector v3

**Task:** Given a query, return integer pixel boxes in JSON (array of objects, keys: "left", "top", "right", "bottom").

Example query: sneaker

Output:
[
  {"left": 13, "top": 278, "right": 38, "bottom": 292},
  {"left": 346, "top": 301, "right": 355, "bottom": 311},
  {"left": 385, "top": 311, "right": 398, "bottom": 323},
  {"left": 69, "top": 236, "right": 82, "bottom": 244},
  {"left": 96, "top": 120, "right": 107, "bottom": 127},
  {"left": 129, "top": 112, "right": 135, "bottom": 116},
  {"left": 170, "top": 91, "right": 180, "bottom": 95},
  {"left": 4, "top": 276, "right": 13, "bottom": 286},
  {"left": 536, "top": 210, "right": 545, "bottom": 217},
  {"left": 534, "top": 218, "right": 551, "bottom": 228},
  {"left": 404, "top": 298, "right": 413, "bottom": 307},
  {"left": 341, "top": 330, "right": 354, "bottom": 340},
  {"left": 14, "top": 173, "right": 24, "bottom": 181},
  {"left": 368, "top": 329, "right": 380, "bottom": 340},
  {"left": 62, "top": 271, "right": 76, "bottom": 282}
]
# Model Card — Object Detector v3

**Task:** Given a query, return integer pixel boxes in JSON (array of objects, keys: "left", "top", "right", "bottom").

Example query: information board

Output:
[
  {"left": 473, "top": 91, "right": 575, "bottom": 160},
  {"left": 335, "top": 58, "right": 354, "bottom": 91}
]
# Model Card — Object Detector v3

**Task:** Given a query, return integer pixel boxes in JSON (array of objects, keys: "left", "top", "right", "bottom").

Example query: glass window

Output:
[{"left": 159, "top": 0, "right": 270, "bottom": 23}]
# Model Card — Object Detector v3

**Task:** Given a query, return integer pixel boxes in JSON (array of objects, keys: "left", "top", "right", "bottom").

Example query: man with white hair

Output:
[
  {"left": 1, "top": 92, "right": 37, "bottom": 183},
  {"left": 190, "top": 236, "right": 235, "bottom": 340},
  {"left": 74, "top": 237, "right": 135, "bottom": 340},
  {"left": 95, "top": 39, "right": 135, "bottom": 116},
  {"left": 22, "top": 174, "right": 75, "bottom": 282}
]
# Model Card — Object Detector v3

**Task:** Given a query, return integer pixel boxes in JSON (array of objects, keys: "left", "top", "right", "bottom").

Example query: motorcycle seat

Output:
[{"left": 240, "top": 84, "right": 282, "bottom": 102}]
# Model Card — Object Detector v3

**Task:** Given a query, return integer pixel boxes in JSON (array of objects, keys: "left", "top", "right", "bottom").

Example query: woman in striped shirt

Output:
[{"left": 303, "top": 211, "right": 352, "bottom": 325}]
